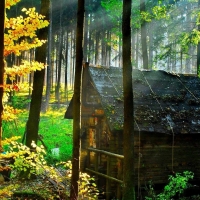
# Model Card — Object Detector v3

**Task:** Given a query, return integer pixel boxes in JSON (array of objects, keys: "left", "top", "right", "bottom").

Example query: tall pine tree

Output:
[
  {"left": 122, "top": 0, "right": 135, "bottom": 199},
  {"left": 70, "top": 0, "right": 85, "bottom": 199},
  {"left": 25, "top": 0, "right": 50, "bottom": 148}
]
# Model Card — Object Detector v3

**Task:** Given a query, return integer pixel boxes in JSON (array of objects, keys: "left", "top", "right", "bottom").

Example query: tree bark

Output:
[
  {"left": 25, "top": 0, "right": 50, "bottom": 148},
  {"left": 70, "top": 0, "right": 85, "bottom": 199},
  {"left": 122, "top": 0, "right": 135, "bottom": 199},
  {"left": 64, "top": 31, "right": 69, "bottom": 101},
  {"left": 0, "top": 0, "right": 5, "bottom": 152},
  {"left": 95, "top": 31, "right": 100, "bottom": 64},
  {"left": 45, "top": 0, "right": 53, "bottom": 112},
  {"left": 140, "top": 0, "right": 149, "bottom": 69},
  {"left": 55, "top": 0, "right": 63, "bottom": 105},
  {"left": 83, "top": 6, "right": 88, "bottom": 62},
  {"left": 197, "top": 0, "right": 200, "bottom": 76},
  {"left": 55, "top": 32, "right": 63, "bottom": 106}
]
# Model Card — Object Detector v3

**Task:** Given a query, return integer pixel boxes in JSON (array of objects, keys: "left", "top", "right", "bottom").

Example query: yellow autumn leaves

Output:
[
  {"left": 2, "top": 0, "right": 49, "bottom": 122},
  {"left": 4, "top": 7, "right": 49, "bottom": 56},
  {"left": 5, "top": 0, "right": 21, "bottom": 9},
  {"left": 5, "top": 60, "right": 46, "bottom": 79},
  {"left": 4, "top": 0, "right": 49, "bottom": 81}
]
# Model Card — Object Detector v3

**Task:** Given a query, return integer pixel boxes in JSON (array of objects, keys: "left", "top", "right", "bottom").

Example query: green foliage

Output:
[
  {"left": 101, "top": 0, "right": 122, "bottom": 16},
  {"left": 179, "top": 29, "right": 200, "bottom": 52},
  {"left": 57, "top": 161, "right": 99, "bottom": 199},
  {"left": 3, "top": 108, "right": 73, "bottom": 163},
  {"left": 9, "top": 141, "right": 48, "bottom": 179},
  {"left": 11, "top": 95, "right": 31, "bottom": 109},
  {"left": 0, "top": 140, "right": 61, "bottom": 199},
  {"left": 0, "top": 142, "right": 99, "bottom": 199},
  {"left": 145, "top": 171, "right": 194, "bottom": 200}
]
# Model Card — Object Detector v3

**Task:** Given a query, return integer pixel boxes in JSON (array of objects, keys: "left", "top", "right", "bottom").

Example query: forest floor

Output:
[
  {"left": 3, "top": 106, "right": 73, "bottom": 164},
  {"left": 1, "top": 104, "right": 74, "bottom": 199}
]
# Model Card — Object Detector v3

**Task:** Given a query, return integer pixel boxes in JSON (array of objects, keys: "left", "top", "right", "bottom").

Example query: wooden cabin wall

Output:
[
  {"left": 134, "top": 132, "right": 200, "bottom": 185},
  {"left": 109, "top": 132, "right": 200, "bottom": 198},
  {"left": 114, "top": 131, "right": 200, "bottom": 182},
  {"left": 81, "top": 124, "right": 200, "bottom": 198}
]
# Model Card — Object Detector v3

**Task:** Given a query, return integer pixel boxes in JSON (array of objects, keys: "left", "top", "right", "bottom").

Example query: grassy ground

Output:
[{"left": 2, "top": 107, "right": 73, "bottom": 164}]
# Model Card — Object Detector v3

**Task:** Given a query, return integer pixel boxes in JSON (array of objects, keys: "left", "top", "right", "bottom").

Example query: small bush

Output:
[
  {"left": 145, "top": 171, "right": 195, "bottom": 200},
  {"left": 0, "top": 141, "right": 99, "bottom": 199},
  {"left": 11, "top": 95, "right": 31, "bottom": 109}
]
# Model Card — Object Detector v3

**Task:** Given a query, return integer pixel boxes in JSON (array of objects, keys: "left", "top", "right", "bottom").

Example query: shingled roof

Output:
[{"left": 66, "top": 66, "right": 200, "bottom": 134}]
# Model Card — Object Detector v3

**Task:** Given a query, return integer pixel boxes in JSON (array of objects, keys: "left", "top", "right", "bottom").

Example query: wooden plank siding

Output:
[{"left": 82, "top": 128, "right": 200, "bottom": 198}]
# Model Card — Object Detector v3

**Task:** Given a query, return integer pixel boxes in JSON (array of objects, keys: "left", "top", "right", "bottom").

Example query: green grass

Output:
[{"left": 2, "top": 107, "right": 73, "bottom": 164}]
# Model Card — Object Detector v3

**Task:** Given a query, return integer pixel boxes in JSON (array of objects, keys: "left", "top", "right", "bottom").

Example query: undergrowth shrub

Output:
[
  {"left": 0, "top": 140, "right": 99, "bottom": 199},
  {"left": 11, "top": 95, "right": 31, "bottom": 109},
  {"left": 145, "top": 171, "right": 195, "bottom": 200},
  {"left": 3, "top": 108, "right": 73, "bottom": 163}
]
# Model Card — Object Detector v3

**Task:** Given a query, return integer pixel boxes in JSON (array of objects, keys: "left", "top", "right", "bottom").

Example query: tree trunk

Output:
[
  {"left": 25, "top": 0, "right": 50, "bottom": 148},
  {"left": 132, "top": 32, "right": 135, "bottom": 63},
  {"left": 101, "top": 31, "right": 106, "bottom": 65},
  {"left": 70, "top": 0, "right": 85, "bottom": 199},
  {"left": 119, "top": 35, "right": 122, "bottom": 67},
  {"left": 197, "top": 0, "right": 200, "bottom": 76},
  {"left": 0, "top": 0, "right": 5, "bottom": 152},
  {"left": 148, "top": 22, "right": 153, "bottom": 69},
  {"left": 55, "top": 0, "right": 63, "bottom": 105},
  {"left": 88, "top": 17, "right": 92, "bottom": 64},
  {"left": 29, "top": 50, "right": 34, "bottom": 98},
  {"left": 95, "top": 31, "right": 100, "bottom": 65},
  {"left": 65, "top": 31, "right": 69, "bottom": 101},
  {"left": 140, "top": 0, "right": 148, "bottom": 69},
  {"left": 72, "top": 30, "right": 76, "bottom": 89},
  {"left": 83, "top": 9, "right": 88, "bottom": 62},
  {"left": 45, "top": 0, "right": 53, "bottom": 111},
  {"left": 106, "top": 31, "right": 111, "bottom": 66},
  {"left": 122, "top": 0, "right": 135, "bottom": 199},
  {"left": 55, "top": 32, "right": 63, "bottom": 106},
  {"left": 136, "top": 32, "right": 139, "bottom": 69},
  {"left": 70, "top": 31, "right": 73, "bottom": 87}
]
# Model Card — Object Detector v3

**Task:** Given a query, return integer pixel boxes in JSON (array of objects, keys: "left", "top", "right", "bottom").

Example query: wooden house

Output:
[{"left": 65, "top": 64, "right": 200, "bottom": 199}]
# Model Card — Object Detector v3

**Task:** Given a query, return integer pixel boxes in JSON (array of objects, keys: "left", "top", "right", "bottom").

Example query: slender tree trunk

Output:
[
  {"left": 106, "top": 31, "right": 111, "bottom": 66},
  {"left": 122, "top": 0, "right": 135, "bottom": 199},
  {"left": 136, "top": 31, "right": 139, "bottom": 68},
  {"left": 95, "top": 31, "right": 100, "bottom": 64},
  {"left": 88, "top": 17, "right": 92, "bottom": 63},
  {"left": 72, "top": 30, "right": 76, "bottom": 89},
  {"left": 140, "top": 0, "right": 148, "bottom": 69},
  {"left": 45, "top": 0, "right": 53, "bottom": 111},
  {"left": 65, "top": 31, "right": 69, "bottom": 101},
  {"left": 132, "top": 32, "right": 135, "bottom": 63},
  {"left": 148, "top": 22, "right": 153, "bottom": 69},
  {"left": 55, "top": 33, "right": 63, "bottom": 106},
  {"left": 55, "top": 0, "right": 63, "bottom": 105},
  {"left": 51, "top": 36, "right": 55, "bottom": 90},
  {"left": 70, "top": 0, "right": 85, "bottom": 199},
  {"left": 69, "top": 32, "right": 72, "bottom": 86},
  {"left": 83, "top": 10, "right": 88, "bottom": 62},
  {"left": 197, "top": 0, "right": 200, "bottom": 76},
  {"left": 101, "top": 31, "right": 106, "bottom": 65},
  {"left": 25, "top": 0, "right": 49, "bottom": 148},
  {"left": 54, "top": 35, "right": 58, "bottom": 98},
  {"left": 119, "top": 35, "right": 122, "bottom": 67},
  {"left": 0, "top": 0, "right": 5, "bottom": 152}
]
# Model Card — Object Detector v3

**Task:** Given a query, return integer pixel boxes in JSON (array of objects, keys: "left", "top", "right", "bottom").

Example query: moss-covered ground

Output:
[{"left": 2, "top": 107, "right": 73, "bottom": 164}]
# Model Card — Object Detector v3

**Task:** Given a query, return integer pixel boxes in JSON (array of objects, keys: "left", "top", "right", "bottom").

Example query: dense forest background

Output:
[
  {"left": 1, "top": 0, "right": 200, "bottom": 199},
  {"left": 6, "top": 0, "right": 200, "bottom": 109}
]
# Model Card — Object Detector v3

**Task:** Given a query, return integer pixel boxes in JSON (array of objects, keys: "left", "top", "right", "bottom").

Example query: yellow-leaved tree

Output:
[{"left": 0, "top": 0, "right": 49, "bottom": 153}]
